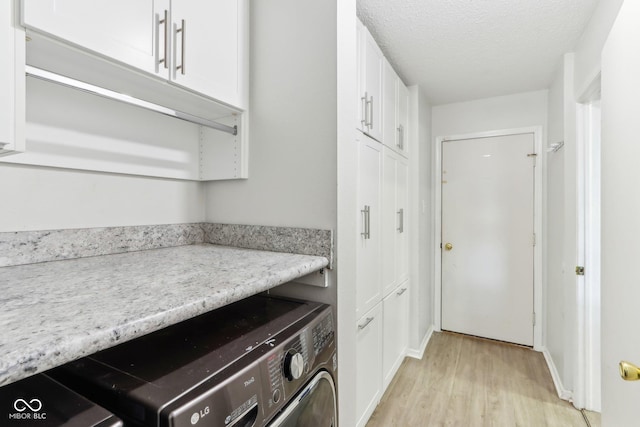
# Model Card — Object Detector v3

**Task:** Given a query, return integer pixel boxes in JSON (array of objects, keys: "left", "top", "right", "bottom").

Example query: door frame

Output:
[
  {"left": 574, "top": 76, "right": 601, "bottom": 411},
  {"left": 433, "top": 126, "right": 543, "bottom": 350}
]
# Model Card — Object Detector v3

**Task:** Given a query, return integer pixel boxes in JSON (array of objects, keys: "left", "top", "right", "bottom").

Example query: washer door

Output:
[{"left": 269, "top": 371, "right": 336, "bottom": 427}]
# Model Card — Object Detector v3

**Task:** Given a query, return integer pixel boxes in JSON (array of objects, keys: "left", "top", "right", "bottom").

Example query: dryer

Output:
[{"left": 49, "top": 295, "right": 337, "bottom": 427}]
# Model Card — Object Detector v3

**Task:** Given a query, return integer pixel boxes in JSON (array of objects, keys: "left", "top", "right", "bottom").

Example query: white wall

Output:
[
  {"left": 545, "top": 53, "right": 579, "bottom": 398},
  {"left": 545, "top": 58, "right": 568, "bottom": 394},
  {"left": 432, "top": 90, "right": 548, "bottom": 138},
  {"left": 203, "top": 0, "right": 338, "bottom": 231},
  {"left": 574, "top": 0, "right": 624, "bottom": 97},
  {"left": 0, "top": 163, "right": 204, "bottom": 231},
  {"left": 408, "top": 85, "right": 433, "bottom": 352},
  {"left": 543, "top": 0, "right": 624, "bottom": 408},
  {"left": 201, "top": 1, "right": 357, "bottom": 424}
]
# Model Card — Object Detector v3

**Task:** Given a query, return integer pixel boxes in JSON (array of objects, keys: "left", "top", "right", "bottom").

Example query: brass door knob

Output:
[
  {"left": 444, "top": 243, "right": 453, "bottom": 251},
  {"left": 620, "top": 361, "right": 640, "bottom": 381}
]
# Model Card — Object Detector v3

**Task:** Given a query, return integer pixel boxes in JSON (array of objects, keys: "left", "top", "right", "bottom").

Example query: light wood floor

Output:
[{"left": 366, "top": 332, "right": 601, "bottom": 427}]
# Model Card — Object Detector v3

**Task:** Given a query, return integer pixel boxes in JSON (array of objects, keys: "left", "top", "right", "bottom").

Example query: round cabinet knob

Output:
[
  {"left": 283, "top": 351, "right": 304, "bottom": 381},
  {"left": 444, "top": 243, "right": 453, "bottom": 251}
]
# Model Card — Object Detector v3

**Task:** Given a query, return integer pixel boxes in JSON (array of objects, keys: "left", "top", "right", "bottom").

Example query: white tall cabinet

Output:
[{"left": 355, "top": 18, "right": 411, "bottom": 427}]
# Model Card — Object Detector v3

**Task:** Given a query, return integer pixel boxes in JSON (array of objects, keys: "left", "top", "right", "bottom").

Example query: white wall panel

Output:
[
  {"left": 0, "top": 164, "right": 204, "bottom": 231},
  {"left": 432, "top": 90, "right": 548, "bottom": 138},
  {"left": 203, "top": 0, "right": 338, "bottom": 230}
]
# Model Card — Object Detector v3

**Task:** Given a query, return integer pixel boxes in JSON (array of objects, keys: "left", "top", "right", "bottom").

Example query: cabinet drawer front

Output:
[{"left": 356, "top": 305, "right": 382, "bottom": 427}]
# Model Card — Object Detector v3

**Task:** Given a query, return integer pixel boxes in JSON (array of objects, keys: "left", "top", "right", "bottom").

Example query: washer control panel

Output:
[
  {"left": 312, "top": 312, "right": 334, "bottom": 356},
  {"left": 262, "top": 305, "right": 335, "bottom": 419}
]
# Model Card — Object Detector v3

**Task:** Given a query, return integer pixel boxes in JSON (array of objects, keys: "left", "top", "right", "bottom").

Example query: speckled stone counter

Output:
[{"left": 0, "top": 244, "right": 329, "bottom": 387}]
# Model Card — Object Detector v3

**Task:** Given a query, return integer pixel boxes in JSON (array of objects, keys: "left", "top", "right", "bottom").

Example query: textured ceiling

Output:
[{"left": 357, "top": 0, "right": 599, "bottom": 105}]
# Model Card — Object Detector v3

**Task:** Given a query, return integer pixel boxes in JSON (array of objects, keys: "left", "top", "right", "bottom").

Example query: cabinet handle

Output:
[
  {"left": 361, "top": 92, "right": 368, "bottom": 128},
  {"left": 397, "top": 208, "right": 404, "bottom": 233},
  {"left": 157, "top": 10, "right": 169, "bottom": 69},
  {"left": 367, "top": 95, "right": 374, "bottom": 129},
  {"left": 361, "top": 205, "right": 371, "bottom": 239},
  {"left": 358, "top": 317, "right": 374, "bottom": 330},
  {"left": 397, "top": 125, "right": 404, "bottom": 149},
  {"left": 176, "top": 19, "right": 186, "bottom": 75},
  {"left": 397, "top": 287, "right": 408, "bottom": 296}
]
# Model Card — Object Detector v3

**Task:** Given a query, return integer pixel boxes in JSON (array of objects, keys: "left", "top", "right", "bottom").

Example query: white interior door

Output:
[
  {"left": 441, "top": 133, "right": 534, "bottom": 346},
  {"left": 601, "top": 2, "right": 640, "bottom": 425}
]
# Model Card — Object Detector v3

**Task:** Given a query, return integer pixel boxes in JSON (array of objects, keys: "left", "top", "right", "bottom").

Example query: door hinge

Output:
[
  {"left": 532, "top": 233, "right": 536, "bottom": 246},
  {"left": 527, "top": 153, "right": 537, "bottom": 167},
  {"left": 532, "top": 312, "right": 536, "bottom": 326},
  {"left": 576, "top": 266, "right": 585, "bottom": 276}
]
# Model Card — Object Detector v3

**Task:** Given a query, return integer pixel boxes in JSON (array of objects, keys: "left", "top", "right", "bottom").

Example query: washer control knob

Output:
[{"left": 283, "top": 350, "right": 304, "bottom": 381}]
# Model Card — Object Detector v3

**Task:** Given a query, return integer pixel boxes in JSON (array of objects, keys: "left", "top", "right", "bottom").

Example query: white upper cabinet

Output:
[
  {"left": 382, "top": 59, "right": 409, "bottom": 157},
  {"left": 357, "top": 19, "right": 383, "bottom": 142},
  {"left": 170, "top": 0, "right": 247, "bottom": 108},
  {"left": 22, "top": 1, "right": 167, "bottom": 77},
  {"left": 1, "top": 0, "right": 25, "bottom": 157},
  {"left": 396, "top": 81, "right": 409, "bottom": 156},
  {"left": 382, "top": 60, "right": 397, "bottom": 149},
  {"left": 21, "top": 0, "right": 248, "bottom": 110}
]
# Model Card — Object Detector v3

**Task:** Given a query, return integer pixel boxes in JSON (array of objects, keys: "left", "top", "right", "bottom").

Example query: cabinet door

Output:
[
  {"left": 382, "top": 60, "right": 397, "bottom": 150},
  {"left": 22, "top": 0, "right": 168, "bottom": 77},
  {"left": 356, "top": 133, "right": 382, "bottom": 318},
  {"left": 356, "top": 304, "right": 382, "bottom": 427},
  {"left": 359, "top": 24, "right": 383, "bottom": 142},
  {"left": 382, "top": 148, "right": 409, "bottom": 296},
  {"left": 396, "top": 156, "right": 409, "bottom": 283},
  {"left": 356, "top": 19, "right": 366, "bottom": 132},
  {"left": 382, "top": 281, "right": 409, "bottom": 390},
  {"left": 170, "top": 0, "right": 247, "bottom": 108},
  {"left": 381, "top": 146, "right": 398, "bottom": 296},
  {"left": 397, "top": 81, "right": 410, "bottom": 156},
  {"left": 1, "top": 0, "right": 25, "bottom": 156}
]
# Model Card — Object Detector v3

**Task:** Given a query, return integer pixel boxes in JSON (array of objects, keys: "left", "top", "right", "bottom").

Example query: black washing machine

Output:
[
  {"left": 0, "top": 373, "right": 122, "bottom": 426},
  {"left": 49, "top": 295, "right": 337, "bottom": 427}
]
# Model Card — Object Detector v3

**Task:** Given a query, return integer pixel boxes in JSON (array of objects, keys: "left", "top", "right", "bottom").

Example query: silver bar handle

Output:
[
  {"left": 360, "top": 92, "right": 368, "bottom": 128},
  {"left": 397, "top": 208, "right": 404, "bottom": 233},
  {"left": 361, "top": 205, "right": 371, "bottom": 239},
  {"left": 358, "top": 317, "right": 374, "bottom": 330},
  {"left": 157, "top": 10, "right": 168, "bottom": 69},
  {"left": 367, "top": 95, "right": 373, "bottom": 129},
  {"left": 396, "top": 287, "right": 407, "bottom": 296},
  {"left": 176, "top": 19, "right": 186, "bottom": 75},
  {"left": 397, "top": 124, "right": 404, "bottom": 149}
]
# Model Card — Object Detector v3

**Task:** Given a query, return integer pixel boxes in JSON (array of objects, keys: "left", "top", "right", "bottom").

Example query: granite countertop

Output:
[{"left": 0, "top": 243, "right": 329, "bottom": 387}]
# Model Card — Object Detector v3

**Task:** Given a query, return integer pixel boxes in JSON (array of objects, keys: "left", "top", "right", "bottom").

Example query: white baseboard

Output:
[
  {"left": 407, "top": 325, "right": 434, "bottom": 360},
  {"left": 541, "top": 347, "right": 573, "bottom": 401}
]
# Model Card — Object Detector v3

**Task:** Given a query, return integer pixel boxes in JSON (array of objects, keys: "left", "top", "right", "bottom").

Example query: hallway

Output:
[{"left": 366, "top": 332, "right": 600, "bottom": 426}]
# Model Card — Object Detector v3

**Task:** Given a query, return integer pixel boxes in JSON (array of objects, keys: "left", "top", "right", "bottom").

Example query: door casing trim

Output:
[{"left": 433, "top": 126, "right": 543, "bottom": 351}]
